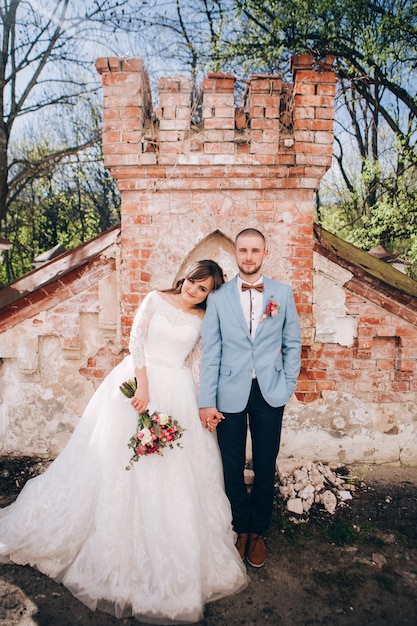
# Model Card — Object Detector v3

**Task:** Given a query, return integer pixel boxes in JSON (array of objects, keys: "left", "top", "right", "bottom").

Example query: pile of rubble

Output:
[{"left": 275, "top": 458, "right": 355, "bottom": 518}]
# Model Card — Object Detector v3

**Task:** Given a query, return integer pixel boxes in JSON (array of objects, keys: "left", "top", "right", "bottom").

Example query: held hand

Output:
[
  {"left": 199, "top": 407, "right": 224, "bottom": 432},
  {"left": 132, "top": 367, "right": 149, "bottom": 414},
  {"left": 131, "top": 389, "right": 149, "bottom": 415}
]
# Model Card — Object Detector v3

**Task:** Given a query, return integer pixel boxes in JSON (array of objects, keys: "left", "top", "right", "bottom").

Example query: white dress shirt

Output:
[{"left": 237, "top": 275, "right": 264, "bottom": 339}]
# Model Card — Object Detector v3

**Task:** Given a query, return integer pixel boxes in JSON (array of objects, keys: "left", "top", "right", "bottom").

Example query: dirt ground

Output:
[{"left": 0, "top": 458, "right": 416, "bottom": 626}]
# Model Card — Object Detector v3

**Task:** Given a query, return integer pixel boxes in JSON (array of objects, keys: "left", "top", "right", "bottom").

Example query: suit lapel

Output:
[{"left": 223, "top": 276, "right": 252, "bottom": 340}]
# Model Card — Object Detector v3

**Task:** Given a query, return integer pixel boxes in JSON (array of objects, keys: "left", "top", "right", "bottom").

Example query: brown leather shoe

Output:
[
  {"left": 247, "top": 533, "right": 266, "bottom": 567},
  {"left": 235, "top": 532, "right": 249, "bottom": 560}
]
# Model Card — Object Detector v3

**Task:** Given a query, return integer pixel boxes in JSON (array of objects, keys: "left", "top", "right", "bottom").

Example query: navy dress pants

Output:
[{"left": 216, "top": 378, "right": 284, "bottom": 535}]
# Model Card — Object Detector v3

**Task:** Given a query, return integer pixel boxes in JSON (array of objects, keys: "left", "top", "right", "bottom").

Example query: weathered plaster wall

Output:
[
  {"left": 281, "top": 253, "right": 417, "bottom": 465},
  {"left": 0, "top": 236, "right": 121, "bottom": 457}
]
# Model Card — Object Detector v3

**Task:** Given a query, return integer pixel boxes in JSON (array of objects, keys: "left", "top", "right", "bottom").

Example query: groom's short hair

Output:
[{"left": 235, "top": 228, "right": 266, "bottom": 246}]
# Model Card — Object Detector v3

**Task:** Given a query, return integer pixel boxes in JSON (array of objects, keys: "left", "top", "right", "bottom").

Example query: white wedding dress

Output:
[{"left": 0, "top": 291, "right": 248, "bottom": 624}]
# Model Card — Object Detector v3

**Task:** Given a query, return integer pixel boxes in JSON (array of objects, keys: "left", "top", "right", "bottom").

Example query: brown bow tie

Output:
[{"left": 241, "top": 282, "right": 264, "bottom": 293}]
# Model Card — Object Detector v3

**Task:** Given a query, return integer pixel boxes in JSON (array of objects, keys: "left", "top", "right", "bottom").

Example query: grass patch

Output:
[
  {"left": 324, "top": 517, "right": 359, "bottom": 546},
  {"left": 375, "top": 572, "right": 396, "bottom": 593},
  {"left": 311, "top": 568, "right": 366, "bottom": 601},
  {"left": 359, "top": 533, "right": 386, "bottom": 548},
  {"left": 275, "top": 509, "right": 363, "bottom": 548},
  {"left": 390, "top": 528, "right": 417, "bottom": 549},
  {"left": 320, "top": 516, "right": 387, "bottom": 548},
  {"left": 274, "top": 516, "right": 315, "bottom": 548}
]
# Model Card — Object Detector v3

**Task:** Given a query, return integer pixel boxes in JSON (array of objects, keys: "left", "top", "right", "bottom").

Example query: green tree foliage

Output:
[
  {"left": 0, "top": 1, "right": 236, "bottom": 286},
  {"left": 226, "top": 0, "right": 417, "bottom": 276},
  {"left": 319, "top": 154, "right": 417, "bottom": 277},
  {"left": 132, "top": 1, "right": 417, "bottom": 276},
  {"left": 2, "top": 0, "right": 416, "bottom": 284},
  {"left": 0, "top": 136, "right": 120, "bottom": 286},
  {"left": 0, "top": 0, "right": 136, "bottom": 222},
  {"left": 0, "top": 0, "right": 136, "bottom": 283}
]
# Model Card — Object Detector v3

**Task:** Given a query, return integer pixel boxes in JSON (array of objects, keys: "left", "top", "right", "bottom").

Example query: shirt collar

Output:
[{"left": 237, "top": 275, "right": 264, "bottom": 287}]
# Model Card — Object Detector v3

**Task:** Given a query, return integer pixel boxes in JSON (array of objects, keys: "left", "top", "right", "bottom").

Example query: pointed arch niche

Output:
[{"left": 175, "top": 230, "right": 237, "bottom": 284}]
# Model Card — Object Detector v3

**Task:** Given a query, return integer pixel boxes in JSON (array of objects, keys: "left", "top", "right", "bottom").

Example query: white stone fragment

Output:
[
  {"left": 299, "top": 484, "right": 315, "bottom": 500},
  {"left": 372, "top": 553, "right": 387, "bottom": 568},
  {"left": 287, "top": 498, "right": 304, "bottom": 515},
  {"left": 294, "top": 480, "right": 308, "bottom": 492},
  {"left": 320, "top": 490, "right": 338, "bottom": 514},
  {"left": 303, "top": 497, "right": 314, "bottom": 512},
  {"left": 287, "top": 484, "right": 296, "bottom": 498},
  {"left": 294, "top": 469, "right": 308, "bottom": 482},
  {"left": 277, "top": 458, "right": 355, "bottom": 521},
  {"left": 338, "top": 490, "right": 353, "bottom": 501}
]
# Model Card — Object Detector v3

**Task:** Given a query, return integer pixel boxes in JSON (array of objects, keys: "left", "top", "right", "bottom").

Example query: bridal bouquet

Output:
[{"left": 120, "top": 378, "right": 186, "bottom": 469}]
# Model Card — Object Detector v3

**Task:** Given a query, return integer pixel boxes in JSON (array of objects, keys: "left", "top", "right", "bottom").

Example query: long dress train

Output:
[{"left": 0, "top": 292, "right": 248, "bottom": 624}]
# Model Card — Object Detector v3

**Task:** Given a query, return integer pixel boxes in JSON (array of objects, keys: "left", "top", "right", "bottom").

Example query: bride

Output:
[{"left": 0, "top": 259, "right": 248, "bottom": 624}]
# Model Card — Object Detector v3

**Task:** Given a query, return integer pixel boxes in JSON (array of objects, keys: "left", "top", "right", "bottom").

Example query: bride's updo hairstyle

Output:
[{"left": 164, "top": 259, "right": 225, "bottom": 309}]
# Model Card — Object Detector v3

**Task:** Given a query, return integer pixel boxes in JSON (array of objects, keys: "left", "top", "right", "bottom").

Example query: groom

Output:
[{"left": 199, "top": 228, "right": 302, "bottom": 568}]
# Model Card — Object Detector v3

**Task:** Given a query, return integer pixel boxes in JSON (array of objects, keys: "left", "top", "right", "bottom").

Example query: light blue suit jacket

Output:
[{"left": 198, "top": 276, "right": 302, "bottom": 412}]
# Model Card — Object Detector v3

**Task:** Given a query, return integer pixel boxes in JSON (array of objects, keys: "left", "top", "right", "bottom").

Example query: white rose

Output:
[
  {"left": 159, "top": 413, "right": 170, "bottom": 426},
  {"left": 139, "top": 428, "right": 153, "bottom": 445}
]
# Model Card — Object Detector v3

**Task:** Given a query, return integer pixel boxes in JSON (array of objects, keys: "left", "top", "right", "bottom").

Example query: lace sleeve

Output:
[
  {"left": 190, "top": 336, "right": 202, "bottom": 390},
  {"left": 128, "top": 291, "right": 157, "bottom": 369}
]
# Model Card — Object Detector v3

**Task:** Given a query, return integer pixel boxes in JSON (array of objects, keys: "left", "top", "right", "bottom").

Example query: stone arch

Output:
[{"left": 175, "top": 230, "right": 237, "bottom": 283}]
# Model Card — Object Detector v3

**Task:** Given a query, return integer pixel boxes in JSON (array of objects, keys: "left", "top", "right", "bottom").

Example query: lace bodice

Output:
[{"left": 128, "top": 291, "right": 202, "bottom": 371}]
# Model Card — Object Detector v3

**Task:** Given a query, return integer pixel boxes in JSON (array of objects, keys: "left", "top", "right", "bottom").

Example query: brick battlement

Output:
[{"left": 95, "top": 54, "right": 336, "bottom": 169}]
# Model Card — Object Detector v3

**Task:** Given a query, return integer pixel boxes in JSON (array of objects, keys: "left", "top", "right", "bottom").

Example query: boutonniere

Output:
[{"left": 260, "top": 297, "right": 280, "bottom": 322}]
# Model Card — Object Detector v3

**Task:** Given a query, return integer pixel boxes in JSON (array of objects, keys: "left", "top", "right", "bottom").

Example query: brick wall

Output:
[
  {"left": 95, "top": 54, "right": 336, "bottom": 347},
  {"left": 1, "top": 54, "right": 416, "bottom": 464},
  {"left": 300, "top": 300, "right": 417, "bottom": 404},
  {"left": 300, "top": 239, "right": 417, "bottom": 406},
  {"left": 94, "top": 55, "right": 417, "bottom": 465}
]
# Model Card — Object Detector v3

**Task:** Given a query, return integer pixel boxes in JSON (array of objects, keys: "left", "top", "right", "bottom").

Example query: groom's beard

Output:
[{"left": 237, "top": 260, "right": 263, "bottom": 276}]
